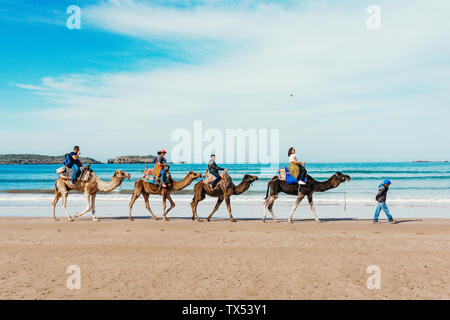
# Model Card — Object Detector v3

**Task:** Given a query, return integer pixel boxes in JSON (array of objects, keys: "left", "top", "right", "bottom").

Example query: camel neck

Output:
[
  {"left": 95, "top": 175, "right": 122, "bottom": 192},
  {"left": 172, "top": 174, "right": 195, "bottom": 191},
  {"left": 233, "top": 181, "right": 251, "bottom": 195},
  {"left": 315, "top": 176, "right": 341, "bottom": 192}
]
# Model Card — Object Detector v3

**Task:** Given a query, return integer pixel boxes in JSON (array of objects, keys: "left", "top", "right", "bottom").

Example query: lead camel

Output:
[{"left": 263, "top": 172, "right": 350, "bottom": 223}]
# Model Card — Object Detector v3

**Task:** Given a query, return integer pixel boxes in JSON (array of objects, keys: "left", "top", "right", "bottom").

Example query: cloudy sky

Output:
[{"left": 0, "top": 0, "right": 449, "bottom": 162}]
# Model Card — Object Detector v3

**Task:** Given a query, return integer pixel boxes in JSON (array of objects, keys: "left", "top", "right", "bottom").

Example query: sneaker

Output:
[
  {"left": 373, "top": 221, "right": 379, "bottom": 224},
  {"left": 162, "top": 183, "right": 167, "bottom": 188},
  {"left": 298, "top": 180, "right": 306, "bottom": 185},
  {"left": 389, "top": 219, "right": 396, "bottom": 224}
]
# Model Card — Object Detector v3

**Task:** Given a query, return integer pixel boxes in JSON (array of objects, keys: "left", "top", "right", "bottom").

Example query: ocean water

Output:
[{"left": 0, "top": 162, "right": 449, "bottom": 218}]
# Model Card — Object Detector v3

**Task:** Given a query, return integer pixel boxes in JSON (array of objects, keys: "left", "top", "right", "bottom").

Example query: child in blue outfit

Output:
[{"left": 373, "top": 179, "right": 396, "bottom": 224}]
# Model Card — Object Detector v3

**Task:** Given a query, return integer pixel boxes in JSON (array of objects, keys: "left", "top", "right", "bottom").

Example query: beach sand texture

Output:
[{"left": 0, "top": 217, "right": 449, "bottom": 299}]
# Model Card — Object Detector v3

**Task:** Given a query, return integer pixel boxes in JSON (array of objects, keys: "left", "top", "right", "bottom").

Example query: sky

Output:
[{"left": 0, "top": 0, "right": 449, "bottom": 162}]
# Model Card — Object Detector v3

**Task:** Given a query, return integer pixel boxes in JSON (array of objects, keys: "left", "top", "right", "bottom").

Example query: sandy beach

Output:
[{"left": 0, "top": 217, "right": 448, "bottom": 300}]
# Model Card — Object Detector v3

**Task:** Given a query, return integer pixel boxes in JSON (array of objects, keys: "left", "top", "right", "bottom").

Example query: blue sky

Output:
[{"left": 0, "top": 0, "right": 449, "bottom": 162}]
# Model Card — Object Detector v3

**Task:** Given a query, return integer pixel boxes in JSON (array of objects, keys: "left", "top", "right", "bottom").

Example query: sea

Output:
[{"left": 0, "top": 162, "right": 449, "bottom": 219}]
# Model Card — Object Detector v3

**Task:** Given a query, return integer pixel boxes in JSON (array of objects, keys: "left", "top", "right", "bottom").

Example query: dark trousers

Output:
[
  {"left": 298, "top": 166, "right": 307, "bottom": 182},
  {"left": 211, "top": 171, "right": 221, "bottom": 188}
]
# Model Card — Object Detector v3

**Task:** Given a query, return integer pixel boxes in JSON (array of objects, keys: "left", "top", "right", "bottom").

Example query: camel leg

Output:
[
  {"left": 90, "top": 193, "right": 99, "bottom": 221},
  {"left": 188, "top": 193, "right": 203, "bottom": 222},
  {"left": 190, "top": 199, "right": 199, "bottom": 221},
  {"left": 190, "top": 197, "right": 204, "bottom": 222},
  {"left": 74, "top": 193, "right": 91, "bottom": 218},
  {"left": 191, "top": 190, "right": 205, "bottom": 222},
  {"left": 225, "top": 197, "right": 236, "bottom": 222},
  {"left": 190, "top": 193, "right": 205, "bottom": 222},
  {"left": 163, "top": 193, "right": 176, "bottom": 218},
  {"left": 61, "top": 192, "right": 73, "bottom": 221},
  {"left": 288, "top": 193, "right": 305, "bottom": 223},
  {"left": 128, "top": 185, "right": 142, "bottom": 221},
  {"left": 51, "top": 191, "right": 61, "bottom": 221},
  {"left": 262, "top": 198, "right": 268, "bottom": 222},
  {"left": 162, "top": 193, "right": 168, "bottom": 221},
  {"left": 264, "top": 195, "right": 278, "bottom": 223},
  {"left": 207, "top": 198, "right": 223, "bottom": 222},
  {"left": 265, "top": 194, "right": 278, "bottom": 223},
  {"left": 142, "top": 192, "right": 159, "bottom": 220},
  {"left": 307, "top": 194, "right": 321, "bottom": 223}
]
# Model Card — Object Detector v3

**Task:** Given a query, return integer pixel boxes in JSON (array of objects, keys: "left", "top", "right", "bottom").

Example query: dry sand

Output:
[{"left": 0, "top": 217, "right": 449, "bottom": 299}]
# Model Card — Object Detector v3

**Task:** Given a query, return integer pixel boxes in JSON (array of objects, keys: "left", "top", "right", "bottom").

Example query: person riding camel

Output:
[
  {"left": 288, "top": 147, "right": 307, "bottom": 185},
  {"left": 64, "top": 145, "right": 83, "bottom": 184},
  {"left": 154, "top": 149, "right": 168, "bottom": 187},
  {"left": 208, "top": 154, "right": 227, "bottom": 189}
]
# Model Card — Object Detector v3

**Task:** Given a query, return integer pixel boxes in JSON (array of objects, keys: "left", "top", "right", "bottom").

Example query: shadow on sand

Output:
[{"left": 87, "top": 216, "right": 422, "bottom": 224}]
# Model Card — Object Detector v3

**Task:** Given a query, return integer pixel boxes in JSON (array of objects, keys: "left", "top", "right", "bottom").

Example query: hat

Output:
[
  {"left": 160, "top": 149, "right": 167, "bottom": 154},
  {"left": 383, "top": 179, "right": 391, "bottom": 185}
]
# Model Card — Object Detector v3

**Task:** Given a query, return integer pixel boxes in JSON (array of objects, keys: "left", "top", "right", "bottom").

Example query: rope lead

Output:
[{"left": 343, "top": 182, "right": 347, "bottom": 212}]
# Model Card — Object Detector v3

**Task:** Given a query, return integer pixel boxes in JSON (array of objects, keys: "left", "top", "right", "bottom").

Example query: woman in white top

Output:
[{"left": 288, "top": 147, "right": 306, "bottom": 185}]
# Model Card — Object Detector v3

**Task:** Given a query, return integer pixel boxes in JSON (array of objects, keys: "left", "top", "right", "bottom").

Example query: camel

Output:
[
  {"left": 52, "top": 168, "right": 131, "bottom": 221},
  {"left": 263, "top": 172, "right": 350, "bottom": 223},
  {"left": 190, "top": 174, "right": 259, "bottom": 222},
  {"left": 128, "top": 171, "right": 202, "bottom": 221}
]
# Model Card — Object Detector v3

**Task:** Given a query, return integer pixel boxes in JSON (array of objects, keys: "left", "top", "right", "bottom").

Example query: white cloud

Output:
[{"left": 13, "top": 0, "right": 450, "bottom": 160}]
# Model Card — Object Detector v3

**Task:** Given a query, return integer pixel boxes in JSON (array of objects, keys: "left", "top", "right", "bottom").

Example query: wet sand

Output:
[{"left": 0, "top": 217, "right": 449, "bottom": 299}]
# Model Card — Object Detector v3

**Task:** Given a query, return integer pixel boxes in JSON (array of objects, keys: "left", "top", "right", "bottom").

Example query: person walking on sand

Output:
[
  {"left": 64, "top": 145, "right": 83, "bottom": 184},
  {"left": 208, "top": 154, "right": 227, "bottom": 189},
  {"left": 288, "top": 147, "right": 307, "bottom": 185},
  {"left": 373, "top": 179, "right": 396, "bottom": 224}
]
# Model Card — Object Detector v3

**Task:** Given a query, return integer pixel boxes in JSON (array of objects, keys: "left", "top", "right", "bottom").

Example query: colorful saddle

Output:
[
  {"left": 279, "top": 167, "right": 304, "bottom": 184},
  {"left": 202, "top": 171, "right": 234, "bottom": 192}
]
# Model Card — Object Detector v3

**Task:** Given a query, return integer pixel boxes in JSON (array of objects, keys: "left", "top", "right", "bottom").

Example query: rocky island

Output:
[
  {"left": 0, "top": 154, "right": 101, "bottom": 165},
  {"left": 107, "top": 155, "right": 156, "bottom": 164}
]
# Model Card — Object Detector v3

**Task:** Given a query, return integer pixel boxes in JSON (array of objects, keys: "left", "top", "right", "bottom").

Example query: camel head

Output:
[
  {"left": 334, "top": 172, "right": 351, "bottom": 183},
  {"left": 187, "top": 171, "right": 202, "bottom": 180},
  {"left": 242, "top": 174, "right": 259, "bottom": 184},
  {"left": 232, "top": 174, "right": 258, "bottom": 195},
  {"left": 113, "top": 170, "right": 131, "bottom": 181}
]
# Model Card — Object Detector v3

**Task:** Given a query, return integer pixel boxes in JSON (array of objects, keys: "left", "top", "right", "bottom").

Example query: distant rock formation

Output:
[
  {"left": 107, "top": 155, "right": 156, "bottom": 164},
  {"left": 0, "top": 154, "right": 101, "bottom": 165}
]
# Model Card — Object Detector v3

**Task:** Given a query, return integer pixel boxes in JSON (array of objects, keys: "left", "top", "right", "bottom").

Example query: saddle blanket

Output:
[
  {"left": 279, "top": 167, "right": 300, "bottom": 185},
  {"left": 56, "top": 166, "right": 92, "bottom": 182},
  {"left": 203, "top": 171, "right": 233, "bottom": 191}
]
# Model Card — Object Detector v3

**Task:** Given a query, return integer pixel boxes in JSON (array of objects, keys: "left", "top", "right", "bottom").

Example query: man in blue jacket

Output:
[
  {"left": 65, "top": 146, "right": 83, "bottom": 184},
  {"left": 373, "top": 179, "right": 395, "bottom": 224}
]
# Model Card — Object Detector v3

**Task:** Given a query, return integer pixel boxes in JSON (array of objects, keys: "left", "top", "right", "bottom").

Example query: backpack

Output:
[
  {"left": 64, "top": 153, "right": 72, "bottom": 166},
  {"left": 152, "top": 157, "right": 157, "bottom": 164}
]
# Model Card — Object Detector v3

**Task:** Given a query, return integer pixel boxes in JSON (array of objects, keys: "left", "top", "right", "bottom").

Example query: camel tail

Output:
[
  {"left": 264, "top": 176, "right": 279, "bottom": 199},
  {"left": 264, "top": 182, "right": 270, "bottom": 200}
]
